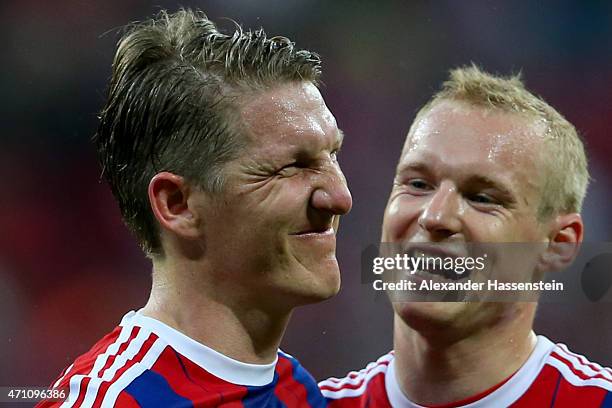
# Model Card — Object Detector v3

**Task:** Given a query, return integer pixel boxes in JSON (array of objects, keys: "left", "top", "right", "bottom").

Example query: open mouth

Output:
[
  {"left": 291, "top": 216, "right": 338, "bottom": 236},
  {"left": 291, "top": 225, "right": 334, "bottom": 236},
  {"left": 405, "top": 248, "right": 471, "bottom": 281}
]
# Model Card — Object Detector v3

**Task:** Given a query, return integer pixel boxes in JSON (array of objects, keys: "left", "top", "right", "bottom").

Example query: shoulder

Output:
[
  {"left": 318, "top": 352, "right": 394, "bottom": 407},
  {"left": 275, "top": 351, "right": 331, "bottom": 407},
  {"left": 545, "top": 341, "right": 612, "bottom": 390},
  {"left": 39, "top": 312, "right": 168, "bottom": 407},
  {"left": 277, "top": 350, "right": 316, "bottom": 382},
  {"left": 540, "top": 338, "right": 612, "bottom": 405}
]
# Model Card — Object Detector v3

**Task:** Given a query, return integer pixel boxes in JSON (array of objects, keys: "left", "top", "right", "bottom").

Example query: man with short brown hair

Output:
[{"left": 40, "top": 9, "right": 351, "bottom": 407}]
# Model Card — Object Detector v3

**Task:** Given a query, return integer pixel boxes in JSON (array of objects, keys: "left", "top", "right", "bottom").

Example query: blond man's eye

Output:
[{"left": 468, "top": 193, "right": 496, "bottom": 204}]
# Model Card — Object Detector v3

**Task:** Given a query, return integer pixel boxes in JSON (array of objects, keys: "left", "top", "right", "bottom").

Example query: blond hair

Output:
[{"left": 411, "top": 64, "right": 589, "bottom": 218}]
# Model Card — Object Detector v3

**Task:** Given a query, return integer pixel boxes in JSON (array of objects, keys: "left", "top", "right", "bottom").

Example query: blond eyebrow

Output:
[
  {"left": 397, "top": 161, "right": 433, "bottom": 175},
  {"left": 466, "top": 174, "right": 509, "bottom": 189},
  {"left": 463, "top": 174, "right": 516, "bottom": 200}
]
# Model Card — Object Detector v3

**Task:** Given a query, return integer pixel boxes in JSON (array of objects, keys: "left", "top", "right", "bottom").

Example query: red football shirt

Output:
[
  {"left": 320, "top": 335, "right": 612, "bottom": 407},
  {"left": 38, "top": 311, "right": 327, "bottom": 407}
]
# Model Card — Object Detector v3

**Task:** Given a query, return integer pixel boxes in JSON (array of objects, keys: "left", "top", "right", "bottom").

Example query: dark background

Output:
[{"left": 1, "top": 0, "right": 611, "bottom": 386}]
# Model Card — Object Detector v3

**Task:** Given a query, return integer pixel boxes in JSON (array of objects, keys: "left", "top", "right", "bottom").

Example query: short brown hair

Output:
[
  {"left": 95, "top": 9, "right": 322, "bottom": 255},
  {"left": 409, "top": 64, "right": 589, "bottom": 219}
]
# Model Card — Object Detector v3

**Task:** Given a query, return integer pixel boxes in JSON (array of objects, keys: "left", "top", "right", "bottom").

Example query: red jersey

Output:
[
  {"left": 37, "top": 311, "right": 327, "bottom": 407},
  {"left": 319, "top": 335, "right": 612, "bottom": 407}
]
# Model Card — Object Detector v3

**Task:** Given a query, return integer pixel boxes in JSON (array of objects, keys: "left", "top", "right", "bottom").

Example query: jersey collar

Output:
[{"left": 121, "top": 310, "right": 277, "bottom": 386}]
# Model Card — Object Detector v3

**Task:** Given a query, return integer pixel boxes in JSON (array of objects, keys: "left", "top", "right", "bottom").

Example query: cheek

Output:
[
  {"left": 382, "top": 195, "right": 421, "bottom": 241},
  {"left": 462, "top": 212, "right": 507, "bottom": 241},
  {"left": 463, "top": 211, "right": 540, "bottom": 242},
  {"left": 282, "top": 174, "right": 319, "bottom": 205},
  {"left": 515, "top": 218, "right": 546, "bottom": 241},
  {"left": 244, "top": 177, "right": 311, "bottom": 212}
]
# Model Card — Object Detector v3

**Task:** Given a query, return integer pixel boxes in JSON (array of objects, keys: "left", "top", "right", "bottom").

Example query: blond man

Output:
[{"left": 320, "top": 66, "right": 611, "bottom": 407}]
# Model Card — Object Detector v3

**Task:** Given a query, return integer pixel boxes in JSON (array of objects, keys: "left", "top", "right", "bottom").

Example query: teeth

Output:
[
  {"left": 406, "top": 252, "right": 471, "bottom": 281},
  {"left": 413, "top": 250, "right": 426, "bottom": 258},
  {"left": 411, "top": 250, "right": 441, "bottom": 260},
  {"left": 413, "top": 268, "right": 454, "bottom": 282},
  {"left": 414, "top": 269, "right": 428, "bottom": 278}
]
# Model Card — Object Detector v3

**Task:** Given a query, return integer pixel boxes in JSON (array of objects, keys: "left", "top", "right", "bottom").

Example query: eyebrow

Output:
[
  {"left": 397, "top": 162, "right": 433, "bottom": 175},
  {"left": 464, "top": 175, "right": 515, "bottom": 197},
  {"left": 285, "top": 128, "right": 345, "bottom": 163}
]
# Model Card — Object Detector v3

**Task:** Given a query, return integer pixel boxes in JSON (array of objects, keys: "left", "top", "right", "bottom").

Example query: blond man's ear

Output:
[{"left": 537, "top": 213, "right": 583, "bottom": 273}]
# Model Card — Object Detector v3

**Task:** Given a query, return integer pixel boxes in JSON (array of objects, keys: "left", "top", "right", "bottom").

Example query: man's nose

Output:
[
  {"left": 310, "top": 166, "right": 352, "bottom": 215},
  {"left": 418, "top": 184, "right": 461, "bottom": 238}
]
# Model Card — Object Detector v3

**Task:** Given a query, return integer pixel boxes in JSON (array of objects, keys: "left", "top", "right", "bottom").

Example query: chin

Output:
[
  {"left": 292, "top": 259, "right": 342, "bottom": 304},
  {"left": 394, "top": 302, "right": 469, "bottom": 334},
  {"left": 394, "top": 301, "right": 510, "bottom": 343},
  {"left": 316, "top": 269, "right": 342, "bottom": 300}
]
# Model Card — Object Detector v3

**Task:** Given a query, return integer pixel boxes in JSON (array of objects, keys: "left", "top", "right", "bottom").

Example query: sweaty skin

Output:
[
  {"left": 382, "top": 99, "right": 565, "bottom": 405},
  {"left": 142, "top": 82, "right": 351, "bottom": 364}
]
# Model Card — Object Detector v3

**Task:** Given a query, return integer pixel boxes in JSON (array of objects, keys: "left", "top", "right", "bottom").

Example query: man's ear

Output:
[
  {"left": 537, "top": 213, "right": 583, "bottom": 273},
  {"left": 148, "top": 172, "right": 200, "bottom": 239}
]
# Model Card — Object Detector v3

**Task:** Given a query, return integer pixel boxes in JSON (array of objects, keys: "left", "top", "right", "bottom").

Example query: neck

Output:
[
  {"left": 393, "top": 303, "right": 537, "bottom": 406},
  {"left": 140, "top": 260, "right": 291, "bottom": 364}
]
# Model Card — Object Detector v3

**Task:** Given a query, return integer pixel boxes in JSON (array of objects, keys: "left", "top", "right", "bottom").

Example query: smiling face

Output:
[
  {"left": 193, "top": 81, "right": 351, "bottom": 310},
  {"left": 383, "top": 99, "right": 552, "bottom": 335}
]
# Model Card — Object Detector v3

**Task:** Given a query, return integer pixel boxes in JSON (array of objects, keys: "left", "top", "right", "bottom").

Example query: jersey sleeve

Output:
[{"left": 318, "top": 353, "right": 394, "bottom": 407}]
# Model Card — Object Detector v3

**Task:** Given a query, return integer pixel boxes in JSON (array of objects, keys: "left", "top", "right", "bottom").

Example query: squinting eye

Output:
[
  {"left": 277, "top": 163, "right": 300, "bottom": 177},
  {"left": 408, "top": 180, "right": 431, "bottom": 190}
]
